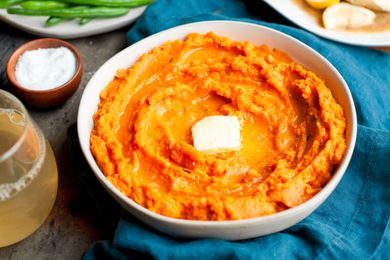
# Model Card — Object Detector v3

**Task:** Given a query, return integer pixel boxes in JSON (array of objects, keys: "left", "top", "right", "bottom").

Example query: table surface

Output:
[{"left": 0, "top": 23, "right": 129, "bottom": 260}]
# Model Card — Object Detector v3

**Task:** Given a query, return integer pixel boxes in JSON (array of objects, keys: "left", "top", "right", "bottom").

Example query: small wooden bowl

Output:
[{"left": 6, "top": 38, "right": 83, "bottom": 109}]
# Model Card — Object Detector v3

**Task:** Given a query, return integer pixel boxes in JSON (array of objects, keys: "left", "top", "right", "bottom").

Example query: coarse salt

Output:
[{"left": 15, "top": 47, "right": 76, "bottom": 91}]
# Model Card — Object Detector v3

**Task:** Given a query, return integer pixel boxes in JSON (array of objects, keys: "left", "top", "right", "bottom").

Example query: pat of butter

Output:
[{"left": 192, "top": 115, "right": 241, "bottom": 153}]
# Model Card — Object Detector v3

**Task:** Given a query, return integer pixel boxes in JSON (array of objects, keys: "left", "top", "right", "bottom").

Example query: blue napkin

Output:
[{"left": 85, "top": 0, "right": 390, "bottom": 259}]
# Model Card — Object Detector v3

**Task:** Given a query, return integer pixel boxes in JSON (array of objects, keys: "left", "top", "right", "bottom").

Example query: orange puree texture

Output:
[{"left": 90, "top": 33, "right": 346, "bottom": 220}]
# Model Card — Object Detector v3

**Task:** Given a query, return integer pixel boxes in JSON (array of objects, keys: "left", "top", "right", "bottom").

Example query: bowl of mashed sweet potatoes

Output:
[{"left": 78, "top": 21, "right": 357, "bottom": 240}]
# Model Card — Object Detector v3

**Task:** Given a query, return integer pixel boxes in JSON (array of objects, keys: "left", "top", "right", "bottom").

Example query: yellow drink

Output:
[{"left": 0, "top": 106, "right": 58, "bottom": 247}]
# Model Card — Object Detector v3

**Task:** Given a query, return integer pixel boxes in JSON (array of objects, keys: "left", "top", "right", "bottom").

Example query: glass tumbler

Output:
[{"left": 0, "top": 90, "right": 58, "bottom": 247}]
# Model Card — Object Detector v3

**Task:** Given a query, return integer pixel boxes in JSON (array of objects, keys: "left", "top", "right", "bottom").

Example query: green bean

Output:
[
  {"left": 7, "top": 6, "right": 130, "bottom": 18},
  {"left": 79, "top": 17, "right": 92, "bottom": 25},
  {"left": 44, "top": 6, "right": 89, "bottom": 26},
  {"left": 21, "top": 1, "right": 69, "bottom": 10},
  {"left": 0, "top": 0, "right": 23, "bottom": 8},
  {"left": 45, "top": 16, "right": 69, "bottom": 26},
  {"left": 56, "top": 0, "right": 152, "bottom": 7}
]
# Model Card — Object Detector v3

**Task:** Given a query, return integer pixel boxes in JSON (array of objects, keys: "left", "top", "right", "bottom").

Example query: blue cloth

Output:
[{"left": 85, "top": 0, "right": 390, "bottom": 259}]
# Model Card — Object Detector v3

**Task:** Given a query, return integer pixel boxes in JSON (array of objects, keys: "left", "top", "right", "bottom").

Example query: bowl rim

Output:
[
  {"left": 78, "top": 20, "right": 357, "bottom": 227},
  {"left": 6, "top": 37, "right": 83, "bottom": 94}
]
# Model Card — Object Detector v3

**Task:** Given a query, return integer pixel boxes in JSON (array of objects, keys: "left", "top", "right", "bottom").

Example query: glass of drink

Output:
[{"left": 0, "top": 89, "right": 58, "bottom": 247}]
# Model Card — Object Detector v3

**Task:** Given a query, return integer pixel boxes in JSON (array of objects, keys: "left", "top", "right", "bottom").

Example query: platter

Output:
[
  {"left": 0, "top": 6, "right": 146, "bottom": 39},
  {"left": 262, "top": 0, "right": 390, "bottom": 47}
]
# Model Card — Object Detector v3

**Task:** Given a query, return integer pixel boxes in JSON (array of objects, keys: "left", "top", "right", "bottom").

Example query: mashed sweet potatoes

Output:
[{"left": 90, "top": 32, "right": 346, "bottom": 220}]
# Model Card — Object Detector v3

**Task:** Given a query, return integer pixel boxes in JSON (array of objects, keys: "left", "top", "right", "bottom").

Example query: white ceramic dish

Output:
[
  {"left": 0, "top": 6, "right": 145, "bottom": 39},
  {"left": 78, "top": 21, "right": 357, "bottom": 240},
  {"left": 263, "top": 0, "right": 390, "bottom": 47}
]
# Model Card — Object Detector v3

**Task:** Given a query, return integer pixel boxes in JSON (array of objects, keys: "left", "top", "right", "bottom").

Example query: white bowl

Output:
[{"left": 77, "top": 21, "right": 357, "bottom": 240}]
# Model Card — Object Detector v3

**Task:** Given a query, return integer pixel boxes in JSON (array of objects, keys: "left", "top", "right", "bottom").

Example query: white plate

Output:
[
  {"left": 262, "top": 0, "right": 390, "bottom": 47},
  {"left": 77, "top": 21, "right": 357, "bottom": 240},
  {"left": 0, "top": 6, "right": 146, "bottom": 39}
]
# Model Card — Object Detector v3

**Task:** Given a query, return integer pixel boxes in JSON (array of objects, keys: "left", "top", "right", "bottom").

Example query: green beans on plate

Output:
[
  {"left": 2, "top": 0, "right": 153, "bottom": 26},
  {"left": 8, "top": 6, "right": 130, "bottom": 18},
  {"left": 58, "top": 0, "right": 152, "bottom": 7}
]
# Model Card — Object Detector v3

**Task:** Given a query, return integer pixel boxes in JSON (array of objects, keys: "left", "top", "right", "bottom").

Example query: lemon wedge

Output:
[
  {"left": 305, "top": 0, "right": 340, "bottom": 10},
  {"left": 323, "top": 3, "right": 376, "bottom": 29}
]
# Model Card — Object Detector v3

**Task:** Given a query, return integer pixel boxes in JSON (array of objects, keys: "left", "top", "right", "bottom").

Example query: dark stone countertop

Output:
[{"left": 0, "top": 23, "right": 129, "bottom": 259}]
